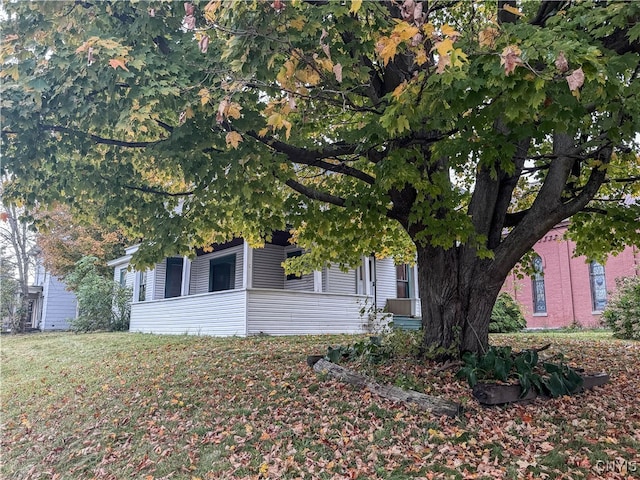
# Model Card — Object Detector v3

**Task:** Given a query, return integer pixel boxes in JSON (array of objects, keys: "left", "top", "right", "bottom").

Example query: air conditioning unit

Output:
[{"left": 386, "top": 298, "right": 419, "bottom": 317}]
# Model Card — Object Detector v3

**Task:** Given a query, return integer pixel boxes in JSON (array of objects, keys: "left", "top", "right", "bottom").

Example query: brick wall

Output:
[{"left": 502, "top": 224, "right": 640, "bottom": 329}]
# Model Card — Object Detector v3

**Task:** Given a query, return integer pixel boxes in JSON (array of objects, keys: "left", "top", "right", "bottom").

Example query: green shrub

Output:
[
  {"left": 66, "top": 256, "right": 131, "bottom": 333},
  {"left": 489, "top": 292, "right": 526, "bottom": 333},
  {"left": 602, "top": 276, "right": 640, "bottom": 340},
  {"left": 456, "top": 346, "right": 584, "bottom": 398}
]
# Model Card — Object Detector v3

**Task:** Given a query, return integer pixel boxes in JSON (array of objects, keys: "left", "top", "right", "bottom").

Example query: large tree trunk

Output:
[{"left": 417, "top": 244, "right": 503, "bottom": 360}]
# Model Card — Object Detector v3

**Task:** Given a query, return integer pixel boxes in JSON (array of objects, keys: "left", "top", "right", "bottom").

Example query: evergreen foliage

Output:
[{"left": 489, "top": 292, "right": 527, "bottom": 333}]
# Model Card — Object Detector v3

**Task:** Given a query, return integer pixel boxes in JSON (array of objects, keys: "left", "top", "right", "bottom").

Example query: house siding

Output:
[
  {"left": 129, "top": 290, "right": 246, "bottom": 335},
  {"left": 374, "top": 257, "right": 398, "bottom": 310},
  {"left": 323, "top": 265, "right": 356, "bottom": 294},
  {"left": 252, "top": 244, "right": 285, "bottom": 289},
  {"left": 39, "top": 274, "right": 77, "bottom": 330},
  {"left": 246, "top": 289, "right": 370, "bottom": 335}
]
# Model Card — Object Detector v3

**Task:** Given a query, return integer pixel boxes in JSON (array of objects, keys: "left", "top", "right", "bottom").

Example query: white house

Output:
[
  {"left": 28, "top": 264, "right": 77, "bottom": 331},
  {"left": 108, "top": 232, "right": 421, "bottom": 336}
]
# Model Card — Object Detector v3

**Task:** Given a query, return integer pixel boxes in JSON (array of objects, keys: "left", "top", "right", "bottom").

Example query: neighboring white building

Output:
[
  {"left": 108, "top": 232, "right": 421, "bottom": 337},
  {"left": 28, "top": 264, "right": 77, "bottom": 331}
]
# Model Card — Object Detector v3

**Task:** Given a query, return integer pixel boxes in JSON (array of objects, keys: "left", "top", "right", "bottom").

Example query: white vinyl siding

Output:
[
  {"left": 130, "top": 290, "right": 246, "bottom": 336},
  {"left": 39, "top": 274, "right": 77, "bottom": 330},
  {"left": 323, "top": 265, "right": 356, "bottom": 294},
  {"left": 252, "top": 244, "right": 285, "bottom": 289},
  {"left": 246, "top": 289, "right": 369, "bottom": 335},
  {"left": 374, "top": 257, "right": 397, "bottom": 308}
]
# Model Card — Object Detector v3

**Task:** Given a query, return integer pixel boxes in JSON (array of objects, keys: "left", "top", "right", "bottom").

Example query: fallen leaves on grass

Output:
[{"left": 1, "top": 332, "right": 638, "bottom": 479}]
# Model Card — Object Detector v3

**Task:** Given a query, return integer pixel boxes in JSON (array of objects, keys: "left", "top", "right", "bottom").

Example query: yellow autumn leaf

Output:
[
  {"left": 393, "top": 22, "right": 419, "bottom": 42},
  {"left": 503, "top": 4, "right": 524, "bottom": 17},
  {"left": 204, "top": 0, "right": 221, "bottom": 23},
  {"left": 108, "top": 57, "right": 129, "bottom": 71},
  {"left": 392, "top": 81, "right": 407, "bottom": 100},
  {"left": 415, "top": 46, "right": 428, "bottom": 66},
  {"left": 283, "top": 119, "right": 292, "bottom": 140},
  {"left": 0, "top": 65, "right": 19, "bottom": 81},
  {"left": 198, "top": 88, "right": 210, "bottom": 106},
  {"left": 277, "top": 58, "right": 298, "bottom": 87},
  {"left": 315, "top": 56, "right": 334, "bottom": 72},
  {"left": 433, "top": 38, "right": 454, "bottom": 57},
  {"left": 376, "top": 36, "right": 398, "bottom": 66},
  {"left": 298, "top": 67, "right": 320, "bottom": 86},
  {"left": 184, "top": 107, "right": 194, "bottom": 119},
  {"left": 225, "top": 131, "right": 243, "bottom": 149},
  {"left": 267, "top": 112, "right": 284, "bottom": 129},
  {"left": 422, "top": 23, "right": 435, "bottom": 38},
  {"left": 349, "top": 0, "right": 362, "bottom": 14},
  {"left": 289, "top": 16, "right": 306, "bottom": 31},
  {"left": 441, "top": 24, "right": 460, "bottom": 37},
  {"left": 258, "top": 127, "right": 269, "bottom": 137},
  {"left": 226, "top": 102, "right": 242, "bottom": 120},
  {"left": 478, "top": 26, "right": 499, "bottom": 48}
]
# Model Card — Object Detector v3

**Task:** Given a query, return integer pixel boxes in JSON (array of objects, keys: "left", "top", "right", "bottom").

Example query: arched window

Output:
[
  {"left": 589, "top": 261, "right": 607, "bottom": 311},
  {"left": 531, "top": 255, "right": 546, "bottom": 314}
]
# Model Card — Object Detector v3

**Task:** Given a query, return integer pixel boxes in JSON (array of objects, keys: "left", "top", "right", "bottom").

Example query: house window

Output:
[
  {"left": 119, "top": 268, "right": 127, "bottom": 287},
  {"left": 165, "top": 257, "right": 183, "bottom": 298},
  {"left": 286, "top": 250, "right": 302, "bottom": 281},
  {"left": 209, "top": 255, "right": 236, "bottom": 292},
  {"left": 138, "top": 271, "right": 147, "bottom": 302},
  {"left": 396, "top": 264, "right": 411, "bottom": 298},
  {"left": 531, "top": 255, "right": 546, "bottom": 314},
  {"left": 589, "top": 261, "right": 607, "bottom": 311}
]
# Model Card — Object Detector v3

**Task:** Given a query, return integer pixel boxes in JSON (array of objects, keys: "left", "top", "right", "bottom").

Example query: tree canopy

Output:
[{"left": 2, "top": 0, "right": 639, "bottom": 356}]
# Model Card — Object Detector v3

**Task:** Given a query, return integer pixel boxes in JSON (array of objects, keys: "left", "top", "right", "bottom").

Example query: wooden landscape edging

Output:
[
  {"left": 472, "top": 373, "right": 610, "bottom": 406},
  {"left": 311, "top": 357, "right": 462, "bottom": 417}
]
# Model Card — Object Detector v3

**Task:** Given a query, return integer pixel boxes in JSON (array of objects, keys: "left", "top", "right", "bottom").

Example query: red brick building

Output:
[{"left": 502, "top": 223, "right": 640, "bottom": 329}]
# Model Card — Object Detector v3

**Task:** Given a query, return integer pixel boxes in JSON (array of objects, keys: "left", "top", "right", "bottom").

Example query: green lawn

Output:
[{"left": 1, "top": 331, "right": 639, "bottom": 479}]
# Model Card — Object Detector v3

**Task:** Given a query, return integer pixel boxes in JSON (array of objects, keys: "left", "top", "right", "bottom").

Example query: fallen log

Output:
[
  {"left": 473, "top": 373, "right": 610, "bottom": 405},
  {"left": 312, "top": 358, "right": 461, "bottom": 417}
]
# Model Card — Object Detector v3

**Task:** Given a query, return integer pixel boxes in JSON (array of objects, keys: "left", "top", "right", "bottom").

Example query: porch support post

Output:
[
  {"left": 181, "top": 257, "right": 191, "bottom": 296},
  {"left": 243, "top": 241, "right": 253, "bottom": 289},
  {"left": 412, "top": 264, "right": 420, "bottom": 299},
  {"left": 363, "top": 256, "right": 372, "bottom": 296},
  {"left": 132, "top": 270, "right": 140, "bottom": 303},
  {"left": 313, "top": 270, "right": 323, "bottom": 293}
]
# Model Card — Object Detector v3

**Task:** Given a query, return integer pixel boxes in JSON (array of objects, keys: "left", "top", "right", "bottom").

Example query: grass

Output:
[{"left": 1, "top": 330, "right": 639, "bottom": 479}]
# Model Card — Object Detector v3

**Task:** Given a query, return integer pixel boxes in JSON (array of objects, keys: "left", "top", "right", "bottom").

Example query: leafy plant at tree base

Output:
[
  {"left": 602, "top": 276, "right": 640, "bottom": 340},
  {"left": 65, "top": 256, "right": 131, "bottom": 333},
  {"left": 326, "top": 336, "right": 392, "bottom": 365},
  {"left": 456, "top": 346, "right": 584, "bottom": 398},
  {"left": 489, "top": 293, "right": 527, "bottom": 333}
]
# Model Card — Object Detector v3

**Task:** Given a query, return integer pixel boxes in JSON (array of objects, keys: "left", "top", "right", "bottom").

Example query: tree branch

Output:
[
  {"left": 98, "top": 175, "right": 194, "bottom": 197},
  {"left": 40, "top": 125, "right": 165, "bottom": 148},
  {"left": 246, "top": 131, "right": 376, "bottom": 185},
  {"left": 284, "top": 179, "right": 346, "bottom": 207}
]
